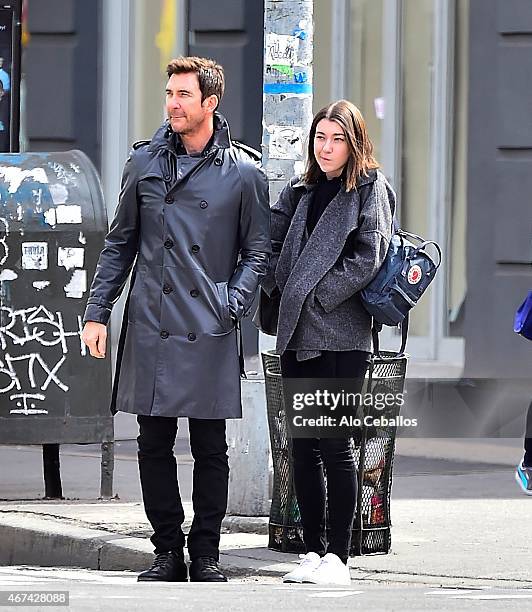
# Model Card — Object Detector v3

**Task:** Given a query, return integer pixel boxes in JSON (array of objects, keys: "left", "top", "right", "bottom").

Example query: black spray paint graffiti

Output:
[{"left": 0, "top": 305, "right": 86, "bottom": 415}]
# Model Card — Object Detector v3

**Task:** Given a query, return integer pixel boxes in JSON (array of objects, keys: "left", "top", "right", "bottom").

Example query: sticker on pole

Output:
[
  {"left": 21, "top": 242, "right": 48, "bottom": 270},
  {"left": 268, "top": 125, "right": 303, "bottom": 160},
  {"left": 265, "top": 33, "right": 299, "bottom": 67}
]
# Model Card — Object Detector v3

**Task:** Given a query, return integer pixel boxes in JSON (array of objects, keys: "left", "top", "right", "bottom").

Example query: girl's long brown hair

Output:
[{"left": 303, "top": 99, "right": 379, "bottom": 192}]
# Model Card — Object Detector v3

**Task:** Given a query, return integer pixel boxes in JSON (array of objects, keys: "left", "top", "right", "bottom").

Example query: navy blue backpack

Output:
[{"left": 360, "top": 226, "right": 442, "bottom": 357}]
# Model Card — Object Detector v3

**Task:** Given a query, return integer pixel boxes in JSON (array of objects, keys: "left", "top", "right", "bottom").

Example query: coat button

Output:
[
  {"left": 187, "top": 333, "right": 197, "bottom": 342},
  {"left": 190, "top": 289, "right": 199, "bottom": 298},
  {"left": 165, "top": 195, "right": 174, "bottom": 204},
  {"left": 163, "top": 284, "right": 173, "bottom": 294},
  {"left": 191, "top": 244, "right": 200, "bottom": 254},
  {"left": 160, "top": 330, "right": 169, "bottom": 339},
  {"left": 164, "top": 174, "right": 171, "bottom": 182},
  {"left": 214, "top": 158, "right": 222, "bottom": 166},
  {"left": 200, "top": 200, "right": 208, "bottom": 209},
  {"left": 164, "top": 239, "right": 174, "bottom": 249}
]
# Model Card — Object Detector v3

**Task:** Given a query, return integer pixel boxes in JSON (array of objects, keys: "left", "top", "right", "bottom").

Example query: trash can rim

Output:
[{"left": 260, "top": 349, "right": 410, "bottom": 363}]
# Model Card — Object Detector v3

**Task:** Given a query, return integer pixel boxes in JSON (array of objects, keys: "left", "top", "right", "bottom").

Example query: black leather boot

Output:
[
  {"left": 137, "top": 550, "right": 187, "bottom": 582},
  {"left": 189, "top": 556, "right": 227, "bottom": 582}
]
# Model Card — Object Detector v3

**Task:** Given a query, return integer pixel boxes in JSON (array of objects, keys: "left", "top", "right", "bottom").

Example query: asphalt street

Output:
[
  {"left": 0, "top": 436, "right": 524, "bottom": 502},
  {"left": 1, "top": 566, "right": 532, "bottom": 612},
  {"left": 0, "top": 427, "right": 528, "bottom": 612}
]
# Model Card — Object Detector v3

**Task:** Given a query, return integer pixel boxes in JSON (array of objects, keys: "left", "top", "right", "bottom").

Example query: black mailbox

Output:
[{"left": 0, "top": 150, "right": 113, "bottom": 496}]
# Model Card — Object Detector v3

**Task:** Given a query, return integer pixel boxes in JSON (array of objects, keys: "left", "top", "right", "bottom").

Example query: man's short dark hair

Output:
[{"left": 166, "top": 56, "right": 225, "bottom": 107}]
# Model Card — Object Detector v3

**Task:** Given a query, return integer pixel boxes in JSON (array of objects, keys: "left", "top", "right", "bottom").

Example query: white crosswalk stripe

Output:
[
  {"left": 425, "top": 587, "right": 532, "bottom": 600},
  {"left": 307, "top": 591, "right": 363, "bottom": 598},
  {"left": 0, "top": 567, "right": 138, "bottom": 584},
  {"left": 425, "top": 588, "right": 488, "bottom": 595},
  {"left": 452, "top": 594, "right": 532, "bottom": 600}
]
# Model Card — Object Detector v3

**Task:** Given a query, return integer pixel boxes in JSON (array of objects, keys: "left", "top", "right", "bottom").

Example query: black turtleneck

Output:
[
  {"left": 170, "top": 131, "right": 215, "bottom": 157},
  {"left": 166, "top": 132, "right": 215, "bottom": 185},
  {"left": 306, "top": 173, "right": 343, "bottom": 235}
]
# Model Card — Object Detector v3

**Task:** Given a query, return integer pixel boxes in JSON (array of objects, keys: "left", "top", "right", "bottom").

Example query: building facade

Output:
[{"left": 22, "top": 0, "right": 532, "bottom": 376}]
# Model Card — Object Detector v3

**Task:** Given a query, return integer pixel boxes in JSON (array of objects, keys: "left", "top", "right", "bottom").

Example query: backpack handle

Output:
[
  {"left": 397, "top": 229, "right": 442, "bottom": 269},
  {"left": 412, "top": 240, "right": 442, "bottom": 268}
]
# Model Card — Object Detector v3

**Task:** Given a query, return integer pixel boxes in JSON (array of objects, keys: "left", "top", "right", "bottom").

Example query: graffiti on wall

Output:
[
  {"left": 0, "top": 305, "right": 86, "bottom": 414},
  {"left": 0, "top": 155, "right": 98, "bottom": 419}
]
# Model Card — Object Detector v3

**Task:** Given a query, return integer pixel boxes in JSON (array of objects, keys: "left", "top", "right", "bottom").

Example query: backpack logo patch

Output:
[{"left": 407, "top": 265, "right": 422, "bottom": 285}]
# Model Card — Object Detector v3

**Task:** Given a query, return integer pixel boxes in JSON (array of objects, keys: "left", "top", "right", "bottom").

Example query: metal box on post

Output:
[{"left": 0, "top": 150, "right": 113, "bottom": 497}]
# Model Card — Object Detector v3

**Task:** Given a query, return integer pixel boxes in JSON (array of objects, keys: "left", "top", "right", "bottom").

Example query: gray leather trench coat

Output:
[{"left": 84, "top": 113, "right": 271, "bottom": 418}]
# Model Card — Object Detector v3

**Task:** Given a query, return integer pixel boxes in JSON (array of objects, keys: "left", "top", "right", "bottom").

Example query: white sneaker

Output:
[
  {"left": 304, "top": 553, "right": 351, "bottom": 585},
  {"left": 282, "top": 552, "right": 322, "bottom": 583}
]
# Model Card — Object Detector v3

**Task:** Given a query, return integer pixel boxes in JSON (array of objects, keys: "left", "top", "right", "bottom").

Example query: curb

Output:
[
  {"left": 0, "top": 514, "right": 277, "bottom": 577},
  {"left": 0, "top": 515, "right": 150, "bottom": 572},
  {"left": 222, "top": 515, "right": 268, "bottom": 535},
  {"left": 1, "top": 513, "right": 532, "bottom": 589}
]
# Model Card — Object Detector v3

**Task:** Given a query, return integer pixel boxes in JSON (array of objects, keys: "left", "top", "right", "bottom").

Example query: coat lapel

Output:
[
  {"left": 274, "top": 189, "right": 309, "bottom": 292},
  {"left": 141, "top": 112, "right": 231, "bottom": 192},
  {"left": 289, "top": 192, "right": 311, "bottom": 273},
  {"left": 281, "top": 187, "right": 361, "bottom": 293}
]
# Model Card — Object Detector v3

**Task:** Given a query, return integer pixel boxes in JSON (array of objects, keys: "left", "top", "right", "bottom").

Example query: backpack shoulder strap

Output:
[
  {"left": 372, "top": 312, "right": 409, "bottom": 359},
  {"left": 398, "top": 313, "right": 409, "bottom": 356}
]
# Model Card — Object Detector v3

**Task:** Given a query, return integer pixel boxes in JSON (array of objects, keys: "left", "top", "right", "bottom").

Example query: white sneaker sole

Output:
[
  {"left": 302, "top": 579, "right": 351, "bottom": 585},
  {"left": 283, "top": 571, "right": 316, "bottom": 583}
]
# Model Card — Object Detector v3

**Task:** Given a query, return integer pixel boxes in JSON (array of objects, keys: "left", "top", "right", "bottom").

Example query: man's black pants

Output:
[{"left": 137, "top": 415, "right": 229, "bottom": 560}]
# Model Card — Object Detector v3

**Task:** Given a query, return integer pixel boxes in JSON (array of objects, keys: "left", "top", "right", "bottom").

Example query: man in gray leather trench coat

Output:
[{"left": 82, "top": 57, "right": 270, "bottom": 583}]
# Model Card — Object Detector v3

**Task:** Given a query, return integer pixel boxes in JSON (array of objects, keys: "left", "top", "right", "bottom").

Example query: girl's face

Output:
[{"left": 313, "top": 118, "right": 350, "bottom": 178}]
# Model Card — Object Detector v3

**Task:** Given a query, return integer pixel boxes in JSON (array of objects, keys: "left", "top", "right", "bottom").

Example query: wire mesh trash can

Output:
[{"left": 262, "top": 349, "right": 408, "bottom": 556}]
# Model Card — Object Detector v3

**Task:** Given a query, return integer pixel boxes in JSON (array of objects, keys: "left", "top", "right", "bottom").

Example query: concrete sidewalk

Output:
[{"left": 0, "top": 495, "right": 530, "bottom": 589}]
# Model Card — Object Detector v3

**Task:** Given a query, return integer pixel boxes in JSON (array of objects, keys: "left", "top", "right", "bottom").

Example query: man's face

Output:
[{"left": 165, "top": 72, "right": 216, "bottom": 135}]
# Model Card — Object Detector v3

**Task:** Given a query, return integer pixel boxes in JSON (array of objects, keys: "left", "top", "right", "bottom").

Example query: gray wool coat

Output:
[
  {"left": 84, "top": 113, "right": 271, "bottom": 418},
  {"left": 262, "top": 169, "right": 395, "bottom": 359}
]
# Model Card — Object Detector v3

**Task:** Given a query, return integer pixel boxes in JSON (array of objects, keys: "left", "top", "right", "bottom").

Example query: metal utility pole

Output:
[
  {"left": 262, "top": 0, "right": 314, "bottom": 205},
  {"left": 260, "top": 0, "right": 313, "bottom": 358},
  {"left": 225, "top": 0, "right": 314, "bottom": 518}
]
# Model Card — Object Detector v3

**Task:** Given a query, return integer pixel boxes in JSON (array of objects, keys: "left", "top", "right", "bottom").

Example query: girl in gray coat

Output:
[{"left": 262, "top": 100, "right": 395, "bottom": 585}]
